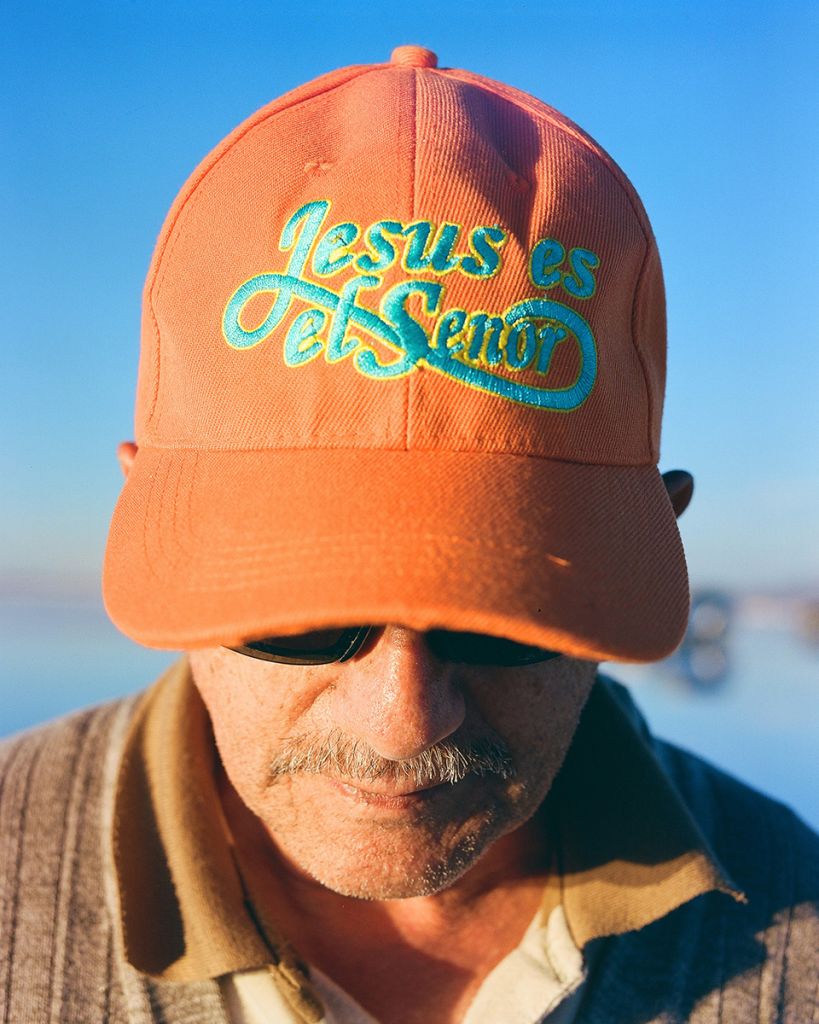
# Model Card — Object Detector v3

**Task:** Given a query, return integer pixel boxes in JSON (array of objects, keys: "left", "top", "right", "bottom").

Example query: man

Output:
[{"left": 1, "top": 45, "right": 816, "bottom": 1024}]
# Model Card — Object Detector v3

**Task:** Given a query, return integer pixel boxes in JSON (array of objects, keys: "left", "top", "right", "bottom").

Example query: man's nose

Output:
[{"left": 335, "top": 625, "right": 466, "bottom": 761}]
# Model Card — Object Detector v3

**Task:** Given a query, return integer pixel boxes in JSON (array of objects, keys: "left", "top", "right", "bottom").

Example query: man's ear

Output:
[
  {"left": 117, "top": 441, "right": 138, "bottom": 478},
  {"left": 661, "top": 469, "right": 694, "bottom": 518}
]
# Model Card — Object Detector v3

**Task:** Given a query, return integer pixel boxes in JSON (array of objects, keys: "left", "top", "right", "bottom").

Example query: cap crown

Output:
[{"left": 136, "top": 53, "right": 666, "bottom": 467}]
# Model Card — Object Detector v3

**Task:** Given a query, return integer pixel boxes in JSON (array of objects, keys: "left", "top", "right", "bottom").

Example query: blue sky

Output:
[{"left": 2, "top": 0, "right": 818, "bottom": 605}]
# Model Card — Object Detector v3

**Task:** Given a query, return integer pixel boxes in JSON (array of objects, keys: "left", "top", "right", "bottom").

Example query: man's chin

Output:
[
  {"left": 248, "top": 769, "right": 531, "bottom": 900},
  {"left": 296, "top": 828, "right": 493, "bottom": 901},
  {"left": 262, "top": 794, "right": 509, "bottom": 901}
]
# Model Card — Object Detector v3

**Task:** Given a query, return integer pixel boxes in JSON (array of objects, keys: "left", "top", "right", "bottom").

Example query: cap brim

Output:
[{"left": 103, "top": 446, "right": 689, "bottom": 662}]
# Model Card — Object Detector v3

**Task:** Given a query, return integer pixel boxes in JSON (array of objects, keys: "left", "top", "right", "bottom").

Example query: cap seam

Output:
[
  {"left": 126, "top": 441, "right": 657, "bottom": 468},
  {"left": 630, "top": 238, "right": 658, "bottom": 461},
  {"left": 406, "top": 67, "right": 418, "bottom": 452},
  {"left": 141, "top": 63, "right": 387, "bottom": 433}
]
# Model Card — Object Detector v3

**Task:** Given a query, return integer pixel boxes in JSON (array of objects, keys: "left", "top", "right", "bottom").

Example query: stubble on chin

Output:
[{"left": 253, "top": 769, "right": 526, "bottom": 901}]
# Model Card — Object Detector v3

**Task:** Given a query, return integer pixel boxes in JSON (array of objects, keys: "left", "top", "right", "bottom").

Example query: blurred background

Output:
[{"left": 2, "top": 1, "right": 817, "bottom": 827}]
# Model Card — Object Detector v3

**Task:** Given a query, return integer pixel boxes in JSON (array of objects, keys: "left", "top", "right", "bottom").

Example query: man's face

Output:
[{"left": 190, "top": 627, "right": 596, "bottom": 900}]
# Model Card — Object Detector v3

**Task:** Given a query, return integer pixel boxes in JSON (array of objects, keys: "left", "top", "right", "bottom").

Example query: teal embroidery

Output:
[
  {"left": 563, "top": 248, "right": 600, "bottom": 299},
  {"left": 355, "top": 221, "right": 402, "bottom": 273},
  {"left": 433, "top": 309, "right": 468, "bottom": 355},
  {"left": 356, "top": 280, "right": 441, "bottom": 379},
  {"left": 426, "top": 302, "right": 596, "bottom": 410},
  {"left": 530, "top": 237, "right": 600, "bottom": 298},
  {"left": 401, "top": 222, "right": 462, "bottom": 273},
  {"left": 223, "top": 200, "right": 332, "bottom": 349},
  {"left": 467, "top": 314, "right": 503, "bottom": 363},
  {"left": 326, "top": 276, "right": 380, "bottom": 362},
  {"left": 280, "top": 201, "right": 330, "bottom": 275},
  {"left": 504, "top": 300, "right": 596, "bottom": 408},
  {"left": 529, "top": 238, "right": 565, "bottom": 289},
  {"left": 222, "top": 200, "right": 601, "bottom": 411},
  {"left": 313, "top": 222, "right": 360, "bottom": 277},
  {"left": 268, "top": 201, "right": 512, "bottom": 283},
  {"left": 224, "top": 272, "right": 396, "bottom": 354},
  {"left": 536, "top": 324, "right": 567, "bottom": 375},
  {"left": 284, "top": 309, "right": 325, "bottom": 366},
  {"left": 504, "top": 321, "right": 537, "bottom": 370},
  {"left": 223, "top": 273, "right": 329, "bottom": 349},
  {"left": 460, "top": 226, "right": 506, "bottom": 278}
]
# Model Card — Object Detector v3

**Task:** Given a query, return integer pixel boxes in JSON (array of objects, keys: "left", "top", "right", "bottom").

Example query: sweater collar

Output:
[
  {"left": 546, "top": 677, "right": 744, "bottom": 947},
  {"left": 112, "top": 657, "right": 321, "bottom": 1018}
]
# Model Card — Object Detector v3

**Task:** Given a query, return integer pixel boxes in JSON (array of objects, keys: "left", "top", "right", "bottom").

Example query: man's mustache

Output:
[{"left": 268, "top": 729, "right": 514, "bottom": 787}]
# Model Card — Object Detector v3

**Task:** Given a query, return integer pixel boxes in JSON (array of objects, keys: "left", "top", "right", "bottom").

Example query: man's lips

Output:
[
  {"left": 341, "top": 778, "right": 447, "bottom": 796},
  {"left": 326, "top": 776, "right": 459, "bottom": 807}
]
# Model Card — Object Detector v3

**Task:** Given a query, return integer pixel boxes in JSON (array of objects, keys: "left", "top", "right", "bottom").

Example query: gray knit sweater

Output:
[{"left": 1, "top": 692, "right": 817, "bottom": 1023}]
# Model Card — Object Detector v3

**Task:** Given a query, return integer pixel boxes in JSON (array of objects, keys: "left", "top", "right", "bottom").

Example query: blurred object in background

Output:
[
  {"left": 673, "top": 589, "right": 734, "bottom": 693},
  {"left": 799, "top": 600, "right": 819, "bottom": 648},
  {"left": 612, "top": 582, "right": 819, "bottom": 832},
  {"left": 741, "top": 588, "right": 819, "bottom": 648}
]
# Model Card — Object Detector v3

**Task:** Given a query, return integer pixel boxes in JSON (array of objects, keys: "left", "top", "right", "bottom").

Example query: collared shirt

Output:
[
  {"left": 220, "top": 903, "right": 588, "bottom": 1024},
  {"left": 112, "top": 659, "right": 743, "bottom": 1023}
]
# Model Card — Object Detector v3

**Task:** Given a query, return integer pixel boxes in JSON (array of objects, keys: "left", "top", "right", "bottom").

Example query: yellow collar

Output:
[{"left": 547, "top": 678, "right": 743, "bottom": 946}]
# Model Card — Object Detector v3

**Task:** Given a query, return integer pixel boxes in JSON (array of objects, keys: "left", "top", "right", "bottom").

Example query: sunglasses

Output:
[{"left": 230, "top": 626, "right": 561, "bottom": 667}]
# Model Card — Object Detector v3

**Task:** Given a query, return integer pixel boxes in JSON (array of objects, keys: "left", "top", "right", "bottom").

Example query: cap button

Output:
[{"left": 390, "top": 45, "right": 438, "bottom": 68}]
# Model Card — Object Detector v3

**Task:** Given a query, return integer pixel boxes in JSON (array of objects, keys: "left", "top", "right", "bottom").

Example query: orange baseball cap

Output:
[{"left": 103, "top": 45, "right": 689, "bottom": 662}]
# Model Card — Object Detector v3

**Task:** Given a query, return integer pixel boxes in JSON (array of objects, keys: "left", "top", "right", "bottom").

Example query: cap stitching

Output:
[
  {"left": 139, "top": 449, "right": 165, "bottom": 582},
  {"left": 630, "top": 238, "right": 658, "bottom": 461},
  {"left": 156, "top": 529, "right": 645, "bottom": 560},
  {"left": 141, "top": 64, "right": 386, "bottom": 432},
  {"left": 128, "top": 442, "right": 656, "bottom": 468},
  {"left": 143, "top": 299, "right": 162, "bottom": 442},
  {"left": 169, "top": 443, "right": 187, "bottom": 560},
  {"left": 405, "top": 67, "right": 418, "bottom": 453},
  {"left": 154, "top": 449, "right": 176, "bottom": 574}
]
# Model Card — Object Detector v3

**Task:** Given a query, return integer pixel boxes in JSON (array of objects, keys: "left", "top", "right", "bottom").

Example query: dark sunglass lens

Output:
[
  {"left": 243, "top": 628, "right": 351, "bottom": 656},
  {"left": 429, "top": 630, "right": 560, "bottom": 666}
]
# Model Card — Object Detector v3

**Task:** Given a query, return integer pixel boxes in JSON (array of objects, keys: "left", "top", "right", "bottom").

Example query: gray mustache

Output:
[{"left": 268, "top": 730, "right": 514, "bottom": 787}]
